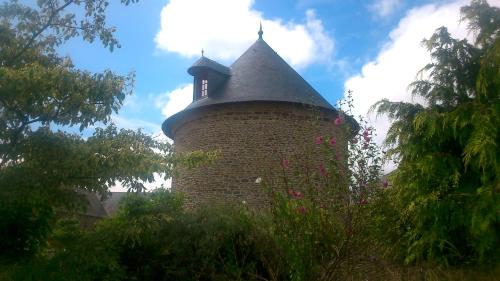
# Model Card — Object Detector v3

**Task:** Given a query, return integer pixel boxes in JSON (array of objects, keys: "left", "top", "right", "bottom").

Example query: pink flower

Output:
[
  {"left": 288, "top": 190, "right": 302, "bottom": 199},
  {"left": 328, "top": 137, "right": 336, "bottom": 147},
  {"left": 319, "top": 164, "right": 329, "bottom": 177},
  {"left": 359, "top": 198, "right": 367, "bottom": 205},
  {"left": 335, "top": 153, "right": 342, "bottom": 161},
  {"left": 315, "top": 136, "right": 324, "bottom": 145},
  {"left": 363, "top": 129, "right": 371, "bottom": 142},
  {"left": 282, "top": 159, "right": 289, "bottom": 169},
  {"left": 363, "top": 143, "right": 369, "bottom": 149},
  {"left": 296, "top": 206, "right": 307, "bottom": 214},
  {"left": 334, "top": 116, "right": 344, "bottom": 126},
  {"left": 382, "top": 179, "right": 389, "bottom": 188}
]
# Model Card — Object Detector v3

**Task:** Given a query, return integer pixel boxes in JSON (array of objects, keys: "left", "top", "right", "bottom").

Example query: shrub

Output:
[
  {"left": 261, "top": 92, "right": 389, "bottom": 281},
  {"left": 1, "top": 189, "right": 286, "bottom": 281}
]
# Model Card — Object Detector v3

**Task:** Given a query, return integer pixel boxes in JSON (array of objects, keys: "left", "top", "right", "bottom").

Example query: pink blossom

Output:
[
  {"left": 363, "top": 143, "right": 369, "bottom": 149},
  {"left": 315, "top": 136, "right": 324, "bottom": 145},
  {"left": 319, "top": 164, "right": 329, "bottom": 177},
  {"left": 328, "top": 137, "right": 336, "bottom": 147},
  {"left": 335, "top": 153, "right": 342, "bottom": 161},
  {"left": 382, "top": 179, "right": 389, "bottom": 188},
  {"left": 363, "top": 129, "right": 371, "bottom": 142},
  {"left": 359, "top": 198, "right": 367, "bottom": 205},
  {"left": 288, "top": 190, "right": 302, "bottom": 199},
  {"left": 296, "top": 206, "right": 307, "bottom": 214},
  {"left": 282, "top": 159, "right": 289, "bottom": 169},
  {"left": 334, "top": 116, "right": 344, "bottom": 126}
]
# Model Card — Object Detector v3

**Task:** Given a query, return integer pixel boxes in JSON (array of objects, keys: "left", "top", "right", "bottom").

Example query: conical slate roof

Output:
[
  {"left": 162, "top": 37, "right": 337, "bottom": 137},
  {"left": 183, "top": 38, "right": 334, "bottom": 111}
]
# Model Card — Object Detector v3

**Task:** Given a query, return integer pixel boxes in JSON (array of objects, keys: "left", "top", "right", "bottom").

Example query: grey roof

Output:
[
  {"left": 79, "top": 191, "right": 128, "bottom": 218},
  {"left": 102, "top": 192, "right": 128, "bottom": 216},
  {"left": 163, "top": 38, "right": 337, "bottom": 137},
  {"left": 82, "top": 191, "right": 108, "bottom": 218},
  {"left": 186, "top": 39, "right": 333, "bottom": 111},
  {"left": 187, "top": 56, "right": 231, "bottom": 76}
]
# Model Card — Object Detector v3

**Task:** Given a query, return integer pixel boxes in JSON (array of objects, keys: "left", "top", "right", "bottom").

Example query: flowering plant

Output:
[{"left": 259, "top": 91, "right": 386, "bottom": 280}]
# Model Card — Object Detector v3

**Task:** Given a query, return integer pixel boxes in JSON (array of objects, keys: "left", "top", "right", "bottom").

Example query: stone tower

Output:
[{"left": 162, "top": 28, "right": 354, "bottom": 208}]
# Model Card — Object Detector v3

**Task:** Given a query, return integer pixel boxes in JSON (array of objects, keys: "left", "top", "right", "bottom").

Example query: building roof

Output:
[
  {"left": 83, "top": 191, "right": 108, "bottom": 218},
  {"left": 187, "top": 56, "right": 231, "bottom": 76},
  {"left": 80, "top": 191, "right": 128, "bottom": 218},
  {"left": 184, "top": 38, "right": 334, "bottom": 111},
  {"left": 163, "top": 35, "right": 340, "bottom": 138},
  {"left": 102, "top": 192, "right": 128, "bottom": 216}
]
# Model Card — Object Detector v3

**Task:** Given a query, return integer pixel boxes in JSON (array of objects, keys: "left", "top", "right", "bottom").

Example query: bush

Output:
[{"left": 1, "top": 188, "right": 286, "bottom": 281}]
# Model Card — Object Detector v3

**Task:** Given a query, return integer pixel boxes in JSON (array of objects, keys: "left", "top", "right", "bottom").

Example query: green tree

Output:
[
  {"left": 372, "top": 0, "right": 499, "bottom": 266},
  {"left": 0, "top": 0, "right": 175, "bottom": 260}
]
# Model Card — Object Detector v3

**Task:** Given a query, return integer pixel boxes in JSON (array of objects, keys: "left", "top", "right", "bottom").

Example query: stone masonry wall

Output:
[{"left": 170, "top": 101, "right": 347, "bottom": 209}]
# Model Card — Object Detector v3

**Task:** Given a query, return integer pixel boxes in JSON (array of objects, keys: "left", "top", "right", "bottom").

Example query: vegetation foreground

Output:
[
  {"left": 2, "top": 190, "right": 499, "bottom": 281},
  {"left": 0, "top": 0, "right": 498, "bottom": 280}
]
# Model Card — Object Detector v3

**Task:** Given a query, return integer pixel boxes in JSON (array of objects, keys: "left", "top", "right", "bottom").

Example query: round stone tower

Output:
[{"left": 162, "top": 28, "right": 355, "bottom": 208}]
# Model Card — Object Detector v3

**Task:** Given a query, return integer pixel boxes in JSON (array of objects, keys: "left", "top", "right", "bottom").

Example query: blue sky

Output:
[{"left": 54, "top": 0, "right": 500, "bottom": 147}]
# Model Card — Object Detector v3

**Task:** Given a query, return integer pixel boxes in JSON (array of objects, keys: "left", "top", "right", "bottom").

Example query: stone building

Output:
[{"left": 162, "top": 27, "right": 355, "bottom": 208}]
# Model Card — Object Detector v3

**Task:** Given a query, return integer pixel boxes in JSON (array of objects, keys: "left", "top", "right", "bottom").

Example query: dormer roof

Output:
[{"left": 187, "top": 56, "right": 230, "bottom": 76}]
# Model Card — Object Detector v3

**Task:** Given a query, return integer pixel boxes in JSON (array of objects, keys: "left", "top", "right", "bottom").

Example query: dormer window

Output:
[
  {"left": 201, "top": 79, "right": 208, "bottom": 98},
  {"left": 187, "top": 56, "right": 230, "bottom": 102}
]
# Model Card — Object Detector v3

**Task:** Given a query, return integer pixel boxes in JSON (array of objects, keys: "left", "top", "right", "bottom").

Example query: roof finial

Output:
[
  {"left": 201, "top": 48, "right": 204, "bottom": 57},
  {"left": 258, "top": 21, "right": 263, "bottom": 39}
]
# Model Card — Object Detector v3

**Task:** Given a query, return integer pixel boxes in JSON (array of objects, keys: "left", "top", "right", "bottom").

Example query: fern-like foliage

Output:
[{"left": 371, "top": 0, "right": 499, "bottom": 266}]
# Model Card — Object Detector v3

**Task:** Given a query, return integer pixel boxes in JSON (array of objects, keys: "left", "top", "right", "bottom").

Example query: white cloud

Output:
[
  {"left": 155, "top": 84, "right": 193, "bottom": 118},
  {"left": 155, "top": 0, "right": 333, "bottom": 69},
  {"left": 344, "top": 0, "right": 481, "bottom": 171},
  {"left": 112, "top": 115, "right": 161, "bottom": 133},
  {"left": 110, "top": 174, "right": 172, "bottom": 192},
  {"left": 370, "top": 0, "right": 402, "bottom": 18}
]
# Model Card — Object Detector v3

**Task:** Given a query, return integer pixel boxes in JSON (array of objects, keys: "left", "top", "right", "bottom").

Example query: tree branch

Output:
[
  {"left": 7, "top": 0, "right": 75, "bottom": 65},
  {"left": 51, "top": 23, "right": 87, "bottom": 31}
]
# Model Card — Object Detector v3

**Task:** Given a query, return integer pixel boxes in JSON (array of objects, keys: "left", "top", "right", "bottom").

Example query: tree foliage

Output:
[
  {"left": 372, "top": 0, "right": 499, "bottom": 266},
  {"left": 0, "top": 0, "right": 177, "bottom": 260}
]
